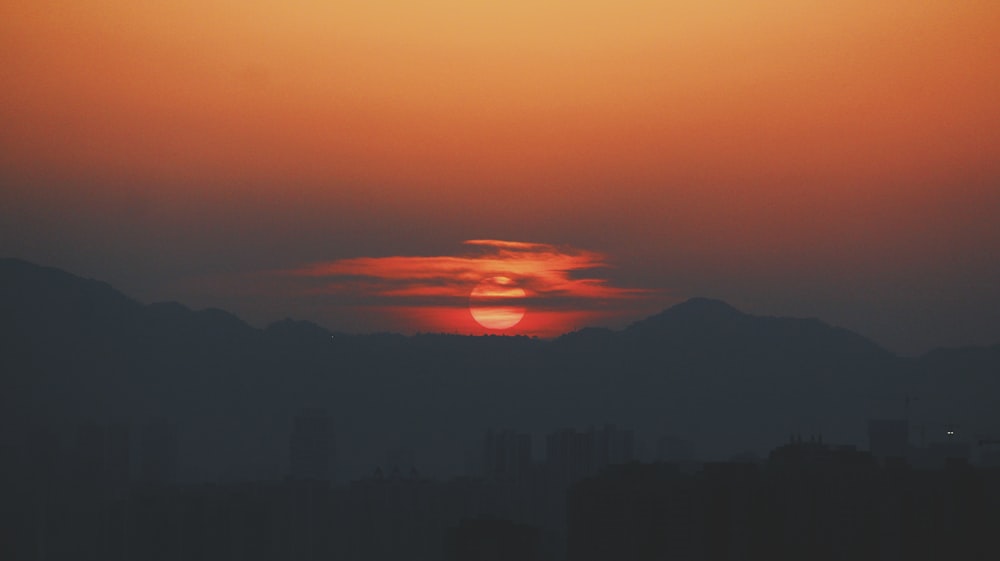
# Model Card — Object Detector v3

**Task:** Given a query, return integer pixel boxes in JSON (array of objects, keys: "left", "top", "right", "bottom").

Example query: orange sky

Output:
[
  {"left": 278, "top": 239, "right": 653, "bottom": 336},
  {"left": 4, "top": 1, "right": 998, "bottom": 189},
  {"left": 2, "top": 1, "right": 999, "bottom": 351}
]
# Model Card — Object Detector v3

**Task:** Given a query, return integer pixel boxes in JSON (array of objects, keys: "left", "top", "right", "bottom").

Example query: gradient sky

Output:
[{"left": 2, "top": 1, "right": 999, "bottom": 353}]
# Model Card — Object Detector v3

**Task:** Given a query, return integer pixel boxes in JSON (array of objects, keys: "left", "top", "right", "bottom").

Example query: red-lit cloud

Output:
[{"left": 280, "top": 240, "right": 654, "bottom": 336}]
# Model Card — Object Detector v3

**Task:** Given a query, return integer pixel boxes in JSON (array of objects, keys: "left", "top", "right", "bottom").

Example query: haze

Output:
[{"left": 2, "top": 1, "right": 999, "bottom": 354}]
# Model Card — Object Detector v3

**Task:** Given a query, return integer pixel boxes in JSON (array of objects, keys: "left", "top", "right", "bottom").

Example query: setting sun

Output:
[
  {"left": 1, "top": 0, "right": 998, "bottom": 351},
  {"left": 275, "top": 240, "right": 654, "bottom": 336},
  {"left": 469, "top": 276, "right": 527, "bottom": 330}
]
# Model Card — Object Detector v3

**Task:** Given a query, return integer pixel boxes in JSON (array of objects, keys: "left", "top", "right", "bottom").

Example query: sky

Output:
[{"left": 2, "top": 1, "right": 999, "bottom": 353}]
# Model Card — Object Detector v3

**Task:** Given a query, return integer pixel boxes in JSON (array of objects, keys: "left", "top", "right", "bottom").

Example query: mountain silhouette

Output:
[
  {"left": 2, "top": 258, "right": 997, "bottom": 480},
  {"left": 629, "top": 297, "right": 744, "bottom": 329},
  {"left": 624, "top": 296, "right": 890, "bottom": 361}
]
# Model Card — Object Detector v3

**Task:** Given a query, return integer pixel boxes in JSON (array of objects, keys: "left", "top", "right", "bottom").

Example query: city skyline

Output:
[{"left": 2, "top": 254, "right": 999, "bottom": 559}]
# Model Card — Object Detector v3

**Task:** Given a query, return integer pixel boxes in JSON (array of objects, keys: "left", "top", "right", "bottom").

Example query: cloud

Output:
[{"left": 284, "top": 239, "right": 650, "bottom": 311}]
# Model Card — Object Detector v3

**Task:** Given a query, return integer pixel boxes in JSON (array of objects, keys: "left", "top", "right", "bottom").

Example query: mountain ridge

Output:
[
  {"left": 2, "top": 257, "right": 996, "bottom": 481},
  {"left": 1, "top": 257, "right": 896, "bottom": 354}
]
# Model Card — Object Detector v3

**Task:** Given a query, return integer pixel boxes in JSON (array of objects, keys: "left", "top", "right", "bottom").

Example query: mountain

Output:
[
  {"left": 0, "top": 257, "right": 144, "bottom": 340},
  {"left": 1, "top": 258, "right": 997, "bottom": 480},
  {"left": 624, "top": 297, "right": 891, "bottom": 361}
]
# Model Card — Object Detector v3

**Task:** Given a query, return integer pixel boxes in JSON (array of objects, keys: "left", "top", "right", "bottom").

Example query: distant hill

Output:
[
  {"left": 1, "top": 258, "right": 997, "bottom": 481},
  {"left": 623, "top": 296, "right": 892, "bottom": 362}
]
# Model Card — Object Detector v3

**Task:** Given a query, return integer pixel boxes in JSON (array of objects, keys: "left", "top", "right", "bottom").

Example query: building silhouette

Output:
[
  {"left": 139, "top": 419, "right": 178, "bottom": 485},
  {"left": 867, "top": 419, "right": 909, "bottom": 463},
  {"left": 289, "top": 410, "right": 335, "bottom": 482},
  {"left": 483, "top": 429, "right": 532, "bottom": 482},
  {"left": 656, "top": 434, "right": 697, "bottom": 462},
  {"left": 547, "top": 425, "right": 635, "bottom": 485},
  {"left": 546, "top": 428, "right": 595, "bottom": 485},
  {"left": 446, "top": 518, "right": 545, "bottom": 561},
  {"left": 74, "top": 421, "right": 130, "bottom": 489},
  {"left": 595, "top": 424, "right": 635, "bottom": 469},
  {"left": 568, "top": 437, "right": 1000, "bottom": 561}
]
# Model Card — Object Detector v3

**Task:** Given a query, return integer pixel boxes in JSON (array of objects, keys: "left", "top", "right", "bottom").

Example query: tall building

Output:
[
  {"left": 546, "top": 428, "right": 594, "bottom": 484},
  {"left": 656, "top": 435, "right": 697, "bottom": 462},
  {"left": 446, "top": 518, "right": 544, "bottom": 561},
  {"left": 981, "top": 444, "right": 1000, "bottom": 467},
  {"left": 867, "top": 419, "right": 909, "bottom": 462},
  {"left": 594, "top": 424, "right": 635, "bottom": 469},
  {"left": 547, "top": 425, "right": 635, "bottom": 485},
  {"left": 382, "top": 447, "right": 417, "bottom": 475},
  {"left": 139, "top": 419, "right": 178, "bottom": 484},
  {"left": 483, "top": 429, "right": 532, "bottom": 482},
  {"left": 289, "top": 409, "right": 335, "bottom": 482},
  {"left": 21, "top": 425, "right": 60, "bottom": 489},
  {"left": 74, "top": 421, "right": 130, "bottom": 488}
]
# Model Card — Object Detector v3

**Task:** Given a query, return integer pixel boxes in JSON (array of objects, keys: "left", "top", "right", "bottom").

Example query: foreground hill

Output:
[{"left": 1, "top": 258, "right": 996, "bottom": 480}]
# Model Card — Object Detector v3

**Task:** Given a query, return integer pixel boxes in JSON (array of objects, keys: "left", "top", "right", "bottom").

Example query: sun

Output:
[{"left": 469, "top": 276, "right": 526, "bottom": 330}]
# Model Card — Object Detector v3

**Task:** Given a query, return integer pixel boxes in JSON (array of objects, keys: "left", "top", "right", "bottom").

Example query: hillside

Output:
[{"left": 1, "top": 258, "right": 996, "bottom": 480}]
